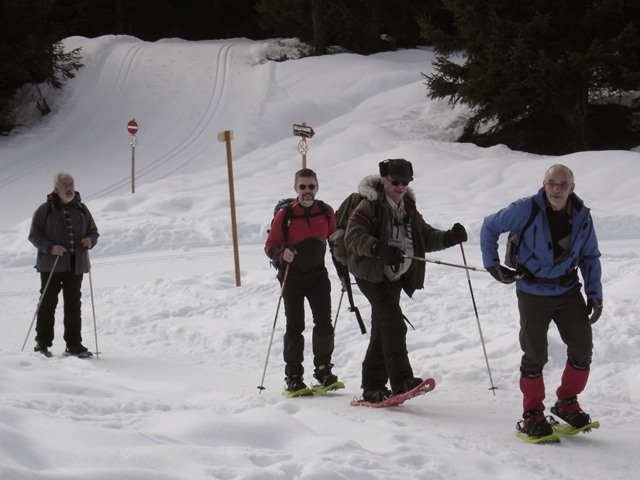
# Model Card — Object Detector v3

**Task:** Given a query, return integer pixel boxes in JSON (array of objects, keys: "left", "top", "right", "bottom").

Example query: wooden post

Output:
[
  {"left": 301, "top": 122, "right": 308, "bottom": 168},
  {"left": 219, "top": 130, "right": 241, "bottom": 287}
]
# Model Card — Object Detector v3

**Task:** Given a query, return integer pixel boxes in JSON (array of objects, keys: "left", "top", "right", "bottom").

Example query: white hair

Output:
[
  {"left": 53, "top": 172, "right": 74, "bottom": 188},
  {"left": 544, "top": 164, "right": 574, "bottom": 183}
]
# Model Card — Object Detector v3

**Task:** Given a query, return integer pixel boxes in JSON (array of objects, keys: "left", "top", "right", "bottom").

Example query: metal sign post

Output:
[
  {"left": 218, "top": 130, "right": 241, "bottom": 287},
  {"left": 127, "top": 119, "right": 138, "bottom": 193},
  {"left": 293, "top": 122, "right": 315, "bottom": 168}
]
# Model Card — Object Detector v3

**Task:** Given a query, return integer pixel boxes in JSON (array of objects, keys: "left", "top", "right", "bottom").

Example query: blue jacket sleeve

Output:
[
  {"left": 577, "top": 213, "right": 603, "bottom": 300},
  {"left": 480, "top": 197, "right": 534, "bottom": 268}
]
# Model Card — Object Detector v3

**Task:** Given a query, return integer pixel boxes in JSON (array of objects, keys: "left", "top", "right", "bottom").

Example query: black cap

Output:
[{"left": 379, "top": 159, "right": 413, "bottom": 182}]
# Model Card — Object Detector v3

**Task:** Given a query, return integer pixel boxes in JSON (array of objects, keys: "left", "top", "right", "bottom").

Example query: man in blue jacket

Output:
[{"left": 480, "top": 164, "right": 602, "bottom": 439}]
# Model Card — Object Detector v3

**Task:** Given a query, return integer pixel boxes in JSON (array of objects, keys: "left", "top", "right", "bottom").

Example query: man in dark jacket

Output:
[
  {"left": 264, "top": 168, "right": 340, "bottom": 393},
  {"left": 344, "top": 159, "right": 467, "bottom": 403},
  {"left": 480, "top": 164, "right": 602, "bottom": 439},
  {"left": 29, "top": 172, "right": 100, "bottom": 357}
]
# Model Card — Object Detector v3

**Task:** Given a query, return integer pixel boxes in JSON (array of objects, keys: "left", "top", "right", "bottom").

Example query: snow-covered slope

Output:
[{"left": 0, "top": 36, "right": 639, "bottom": 480}]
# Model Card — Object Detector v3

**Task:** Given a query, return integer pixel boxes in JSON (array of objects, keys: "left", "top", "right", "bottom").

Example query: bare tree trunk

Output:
[
  {"left": 369, "top": 0, "right": 382, "bottom": 51},
  {"left": 311, "top": 0, "right": 326, "bottom": 55},
  {"left": 115, "top": 0, "right": 125, "bottom": 34},
  {"left": 561, "top": 87, "right": 590, "bottom": 151}
]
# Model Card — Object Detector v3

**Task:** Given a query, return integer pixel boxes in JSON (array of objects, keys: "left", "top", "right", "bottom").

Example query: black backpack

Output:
[
  {"left": 328, "top": 192, "right": 383, "bottom": 335},
  {"left": 505, "top": 199, "right": 540, "bottom": 271},
  {"left": 330, "top": 192, "right": 368, "bottom": 266}
]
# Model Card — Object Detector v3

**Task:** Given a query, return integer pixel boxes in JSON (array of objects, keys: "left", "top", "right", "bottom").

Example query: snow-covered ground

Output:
[{"left": 1, "top": 36, "right": 639, "bottom": 479}]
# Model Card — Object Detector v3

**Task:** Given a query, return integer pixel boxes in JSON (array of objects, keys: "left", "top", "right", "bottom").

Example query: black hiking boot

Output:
[
  {"left": 34, "top": 343, "right": 53, "bottom": 357},
  {"left": 362, "top": 387, "right": 393, "bottom": 403},
  {"left": 313, "top": 364, "right": 339, "bottom": 387},
  {"left": 64, "top": 344, "right": 93, "bottom": 358},
  {"left": 285, "top": 375, "right": 308, "bottom": 393},
  {"left": 551, "top": 397, "right": 592, "bottom": 428},
  {"left": 517, "top": 410, "right": 554, "bottom": 438},
  {"left": 394, "top": 377, "right": 423, "bottom": 395}
]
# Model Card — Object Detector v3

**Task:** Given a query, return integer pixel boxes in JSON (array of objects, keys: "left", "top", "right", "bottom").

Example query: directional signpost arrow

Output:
[{"left": 293, "top": 123, "right": 315, "bottom": 138}]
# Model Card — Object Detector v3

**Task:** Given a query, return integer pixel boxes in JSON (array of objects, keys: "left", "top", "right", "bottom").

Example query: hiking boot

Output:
[
  {"left": 314, "top": 364, "right": 338, "bottom": 387},
  {"left": 518, "top": 410, "right": 553, "bottom": 437},
  {"left": 34, "top": 343, "right": 52, "bottom": 357},
  {"left": 551, "top": 397, "right": 592, "bottom": 428},
  {"left": 362, "top": 387, "right": 393, "bottom": 403},
  {"left": 64, "top": 344, "right": 92, "bottom": 357},
  {"left": 394, "top": 377, "right": 423, "bottom": 395},
  {"left": 285, "top": 375, "right": 308, "bottom": 393}
]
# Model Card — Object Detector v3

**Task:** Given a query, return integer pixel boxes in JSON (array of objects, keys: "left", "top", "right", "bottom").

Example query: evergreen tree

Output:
[
  {"left": 420, "top": 0, "right": 640, "bottom": 154},
  {"left": 256, "top": 0, "right": 435, "bottom": 55},
  {"left": 73, "top": 0, "right": 264, "bottom": 41},
  {"left": 0, "top": 0, "right": 83, "bottom": 133}
]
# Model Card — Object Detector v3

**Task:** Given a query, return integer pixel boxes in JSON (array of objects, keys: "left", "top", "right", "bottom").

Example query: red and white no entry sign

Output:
[{"left": 127, "top": 119, "right": 138, "bottom": 135}]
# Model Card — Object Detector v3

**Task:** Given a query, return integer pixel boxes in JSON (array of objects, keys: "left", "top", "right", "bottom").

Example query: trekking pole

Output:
[
  {"left": 333, "top": 287, "right": 345, "bottom": 330},
  {"left": 87, "top": 252, "right": 99, "bottom": 359},
  {"left": 404, "top": 254, "right": 487, "bottom": 273},
  {"left": 22, "top": 255, "right": 60, "bottom": 351},
  {"left": 459, "top": 244, "right": 497, "bottom": 395},
  {"left": 257, "top": 263, "right": 290, "bottom": 393}
]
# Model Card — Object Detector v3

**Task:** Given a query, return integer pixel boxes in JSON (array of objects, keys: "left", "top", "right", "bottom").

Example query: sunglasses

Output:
[
  {"left": 297, "top": 184, "right": 317, "bottom": 190},
  {"left": 388, "top": 177, "right": 409, "bottom": 187}
]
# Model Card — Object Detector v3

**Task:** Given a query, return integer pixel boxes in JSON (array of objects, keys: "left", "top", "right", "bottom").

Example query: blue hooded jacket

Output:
[{"left": 480, "top": 188, "right": 602, "bottom": 299}]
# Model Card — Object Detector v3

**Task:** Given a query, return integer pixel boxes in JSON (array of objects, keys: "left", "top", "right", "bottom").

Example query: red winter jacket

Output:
[{"left": 265, "top": 199, "right": 336, "bottom": 271}]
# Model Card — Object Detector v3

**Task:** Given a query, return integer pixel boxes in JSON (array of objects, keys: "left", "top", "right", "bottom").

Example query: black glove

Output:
[
  {"left": 587, "top": 298, "right": 603, "bottom": 324},
  {"left": 384, "top": 246, "right": 405, "bottom": 266},
  {"left": 487, "top": 265, "right": 518, "bottom": 284},
  {"left": 444, "top": 223, "right": 468, "bottom": 247},
  {"left": 371, "top": 242, "right": 405, "bottom": 266}
]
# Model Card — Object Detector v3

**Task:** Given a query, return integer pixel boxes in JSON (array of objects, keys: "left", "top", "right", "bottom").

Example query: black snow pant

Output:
[
  {"left": 281, "top": 266, "right": 334, "bottom": 380},
  {"left": 517, "top": 285, "right": 592, "bottom": 374},
  {"left": 355, "top": 276, "right": 414, "bottom": 394},
  {"left": 35, "top": 269, "right": 84, "bottom": 348}
]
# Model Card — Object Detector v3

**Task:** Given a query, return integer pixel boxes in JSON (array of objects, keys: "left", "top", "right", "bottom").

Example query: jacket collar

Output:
[{"left": 358, "top": 174, "right": 416, "bottom": 205}]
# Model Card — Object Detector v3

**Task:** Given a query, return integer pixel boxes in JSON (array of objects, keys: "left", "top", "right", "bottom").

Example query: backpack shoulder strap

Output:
[
  {"left": 516, "top": 198, "right": 540, "bottom": 247},
  {"left": 280, "top": 200, "right": 296, "bottom": 241},
  {"left": 316, "top": 199, "right": 332, "bottom": 219}
]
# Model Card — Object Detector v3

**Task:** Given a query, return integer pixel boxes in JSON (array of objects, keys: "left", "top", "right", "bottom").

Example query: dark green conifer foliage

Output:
[{"left": 420, "top": 0, "right": 640, "bottom": 154}]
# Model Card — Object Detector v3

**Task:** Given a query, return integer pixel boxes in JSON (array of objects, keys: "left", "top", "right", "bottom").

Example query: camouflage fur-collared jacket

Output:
[{"left": 344, "top": 175, "right": 450, "bottom": 298}]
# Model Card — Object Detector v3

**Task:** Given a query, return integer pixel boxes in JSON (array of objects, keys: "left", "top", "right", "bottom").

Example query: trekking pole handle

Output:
[{"left": 403, "top": 255, "right": 488, "bottom": 273}]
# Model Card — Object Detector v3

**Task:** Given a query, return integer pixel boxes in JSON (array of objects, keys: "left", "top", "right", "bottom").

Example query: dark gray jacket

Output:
[{"left": 29, "top": 192, "right": 100, "bottom": 274}]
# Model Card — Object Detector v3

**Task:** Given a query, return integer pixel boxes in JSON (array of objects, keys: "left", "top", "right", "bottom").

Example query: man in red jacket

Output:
[{"left": 265, "top": 168, "right": 339, "bottom": 393}]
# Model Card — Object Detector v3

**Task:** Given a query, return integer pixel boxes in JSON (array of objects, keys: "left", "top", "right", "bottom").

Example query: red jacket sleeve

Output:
[{"left": 264, "top": 208, "right": 286, "bottom": 259}]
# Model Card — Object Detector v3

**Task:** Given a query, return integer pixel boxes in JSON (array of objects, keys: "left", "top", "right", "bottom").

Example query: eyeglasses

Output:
[
  {"left": 297, "top": 183, "right": 317, "bottom": 190},
  {"left": 544, "top": 181, "right": 572, "bottom": 191},
  {"left": 388, "top": 177, "right": 409, "bottom": 187}
]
